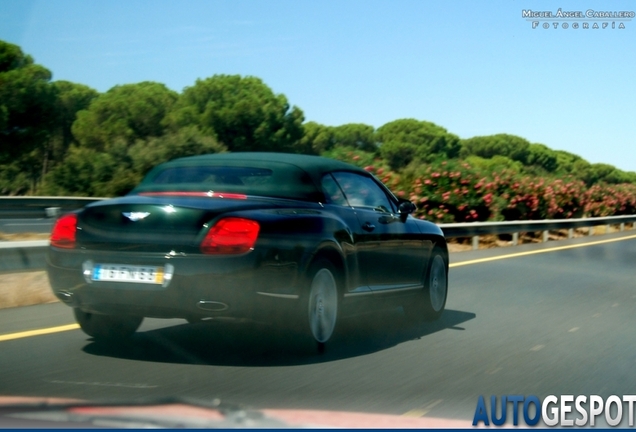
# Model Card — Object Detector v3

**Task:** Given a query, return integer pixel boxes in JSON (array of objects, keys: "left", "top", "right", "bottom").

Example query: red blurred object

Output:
[
  {"left": 201, "top": 217, "right": 260, "bottom": 254},
  {"left": 50, "top": 214, "right": 77, "bottom": 249}
]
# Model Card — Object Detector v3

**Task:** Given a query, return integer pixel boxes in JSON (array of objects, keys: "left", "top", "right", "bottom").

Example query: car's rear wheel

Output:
[
  {"left": 73, "top": 308, "right": 143, "bottom": 340},
  {"left": 303, "top": 259, "right": 340, "bottom": 353},
  {"left": 405, "top": 248, "right": 448, "bottom": 322}
]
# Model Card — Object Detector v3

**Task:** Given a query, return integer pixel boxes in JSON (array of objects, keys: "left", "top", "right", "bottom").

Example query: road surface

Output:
[{"left": 1, "top": 231, "right": 635, "bottom": 426}]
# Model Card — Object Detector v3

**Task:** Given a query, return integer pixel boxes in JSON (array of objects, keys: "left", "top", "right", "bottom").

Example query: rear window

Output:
[
  {"left": 131, "top": 161, "right": 322, "bottom": 202},
  {"left": 152, "top": 166, "right": 273, "bottom": 186}
]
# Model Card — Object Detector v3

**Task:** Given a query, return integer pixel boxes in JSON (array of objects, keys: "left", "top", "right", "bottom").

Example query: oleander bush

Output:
[{"left": 327, "top": 149, "right": 636, "bottom": 223}]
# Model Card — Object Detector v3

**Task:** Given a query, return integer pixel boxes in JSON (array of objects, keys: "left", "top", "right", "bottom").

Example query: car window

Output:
[
  {"left": 153, "top": 166, "right": 273, "bottom": 186},
  {"left": 331, "top": 172, "right": 395, "bottom": 213},
  {"left": 321, "top": 174, "right": 349, "bottom": 206},
  {"left": 133, "top": 161, "right": 322, "bottom": 202}
]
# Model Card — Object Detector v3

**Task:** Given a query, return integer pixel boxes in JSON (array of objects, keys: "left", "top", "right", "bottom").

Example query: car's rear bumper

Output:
[{"left": 47, "top": 247, "right": 303, "bottom": 322}]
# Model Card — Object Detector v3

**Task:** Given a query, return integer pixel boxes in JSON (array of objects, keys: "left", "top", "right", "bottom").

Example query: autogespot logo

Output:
[
  {"left": 522, "top": 8, "right": 635, "bottom": 29},
  {"left": 472, "top": 395, "right": 636, "bottom": 427}
]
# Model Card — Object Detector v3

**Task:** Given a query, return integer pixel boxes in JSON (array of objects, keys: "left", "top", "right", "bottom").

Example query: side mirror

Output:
[{"left": 397, "top": 199, "right": 416, "bottom": 217}]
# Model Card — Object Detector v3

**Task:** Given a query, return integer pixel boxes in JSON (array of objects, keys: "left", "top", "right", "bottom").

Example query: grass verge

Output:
[{"left": 0, "top": 271, "right": 58, "bottom": 309}]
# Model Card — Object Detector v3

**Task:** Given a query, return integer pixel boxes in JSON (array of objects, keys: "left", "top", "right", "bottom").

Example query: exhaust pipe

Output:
[{"left": 57, "top": 291, "right": 74, "bottom": 304}]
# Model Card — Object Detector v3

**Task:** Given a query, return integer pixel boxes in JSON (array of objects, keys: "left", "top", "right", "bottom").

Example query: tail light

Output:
[
  {"left": 201, "top": 218, "right": 260, "bottom": 255},
  {"left": 50, "top": 214, "right": 78, "bottom": 249}
]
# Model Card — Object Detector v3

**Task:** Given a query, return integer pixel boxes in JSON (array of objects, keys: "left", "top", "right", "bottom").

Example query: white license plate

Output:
[{"left": 91, "top": 264, "right": 164, "bottom": 284}]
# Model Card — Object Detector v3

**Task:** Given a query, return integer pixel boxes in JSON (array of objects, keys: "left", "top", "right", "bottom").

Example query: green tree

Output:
[
  {"left": 584, "top": 163, "right": 623, "bottom": 185},
  {"left": 41, "top": 127, "right": 227, "bottom": 197},
  {"left": 602, "top": 169, "right": 630, "bottom": 185},
  {"left": 0, "top": 161, "right": 31, "bottom": 195},
  {"left": 571, "top": 159, "right": 593, "bottom": 184},
  {"left": 0, "top": 40, "right": 58, "bottom": 193},
  {"left": 554, "top": 150, "right": 584, "bottom": 174},
  {"left": 72, "top": 81, "right": 178, "bottom": 151},
  {"left": 464, "top": 155, "right": 523, "bottom": 173},
  {"left": 167, "top": 75, "right": 305, "bottom": 153},
  {"left": 129, "top": 126, "right": 226, "bottom": 176},
  {"left": 460, "top": 133, "right": 530, "bottom": 163},
  {"left": 621, "top": 171, "right": 636, "bottom": 185},
  {"left": 41, "top": 81, "right": 99, "bottom": 176},
  {"left": 40, "top": 146, "right": 117, "bottom": 196},
  {"left": 379, "top": 141, "right": 417, "bottom": 170},
  {"left": 526, "top": 143, "right": 558, "bottom": 172},
  {"left": 299, "top": 121, "right": 334, "bottom": 154},
  {"left": 331, "top": 123, "right": 377, "bottom": 152},
  {"left": 376, "top": 119, "right": 460, "bottom": 164}
]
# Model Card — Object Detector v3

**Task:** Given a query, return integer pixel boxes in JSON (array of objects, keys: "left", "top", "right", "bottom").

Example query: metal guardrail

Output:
[
  {"left": 439, "top": 214, "right": 636, "bottom": 250},
  {"left": 0, "top": 240, "right": 49, "bottom": 273},
  {"left": 439, "top": 214, "right": 636, "bottom": 236},
  {"left": 0, "top": 196, "right": 105, "bottom": 219}
]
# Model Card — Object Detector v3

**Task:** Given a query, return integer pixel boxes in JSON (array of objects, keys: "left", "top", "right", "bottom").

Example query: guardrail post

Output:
[
  {"left": 542, "top": 230, "right": 549, "bottom": 242},
  {"left": 512, "top": 232, "right": 518, "bottom": 246},
  {"left": 620, "top": 223, "right": 625, "bottom": 232},
  {"left": 568, "top": 228, "right": 573, "bottom": 239},
  {"left": 45, "top": 207, "right": 61, "bottom": 218},
  {"left": 589, "top": 226, "right": 595, "bottom": 236},
  {"left": 472, "top": 235, "right": 479, "bottom": 250},
  {"left": 605, "top": 224, "right": 610, "bottom": 234}
]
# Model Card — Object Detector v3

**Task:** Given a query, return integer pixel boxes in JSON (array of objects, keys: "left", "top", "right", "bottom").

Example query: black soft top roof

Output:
[
  {"left": 131, "top": 152, "right": 371, "bottom": 202},
  {"left": 163, "top": 152, "right": 367, "bottom": 178}
]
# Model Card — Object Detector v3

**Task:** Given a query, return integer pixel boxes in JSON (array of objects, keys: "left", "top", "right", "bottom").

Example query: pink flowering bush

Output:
[
  {"left": 325, "top": 149, "right": 636, "bottom": 223},
  {"left": 583, "top": 183, "right": 636, "bottom": 217}
]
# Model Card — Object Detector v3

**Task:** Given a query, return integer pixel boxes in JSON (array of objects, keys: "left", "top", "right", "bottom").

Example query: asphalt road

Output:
[
  {"left": 1, "top": 231, "right": 636, "bottom": 426},
  {"left": 0, "top": 218, "right": 53, "bottom": 234}
]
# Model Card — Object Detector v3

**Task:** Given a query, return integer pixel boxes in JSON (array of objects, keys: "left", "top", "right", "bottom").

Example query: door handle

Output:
[{"left": 362, "top": 222, "right": 376, "bottom": 232}]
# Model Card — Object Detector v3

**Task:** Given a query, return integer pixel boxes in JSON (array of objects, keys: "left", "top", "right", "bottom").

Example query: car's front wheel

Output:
[
  {"left": 405, "top": 247, "right": 448, "bottom": 322},
  {"left": 304, "top": 259, "right": 340, "bottom": 353},
  {"left": 73, "top": 308, "right": 143, "bottom": 340}
]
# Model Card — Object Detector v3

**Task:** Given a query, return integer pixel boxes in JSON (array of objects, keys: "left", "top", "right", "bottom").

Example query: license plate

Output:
[{"left": 91, "top": 264, "right": 164, "bottom": 284}]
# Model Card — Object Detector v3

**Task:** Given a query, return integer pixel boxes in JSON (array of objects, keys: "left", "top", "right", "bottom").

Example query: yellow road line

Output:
[
  {"left": 450, "top": 233, "right": 636, "bottom": 268},
  {"left": 0, "top": 323, "right": 79, "bottom": 342}
]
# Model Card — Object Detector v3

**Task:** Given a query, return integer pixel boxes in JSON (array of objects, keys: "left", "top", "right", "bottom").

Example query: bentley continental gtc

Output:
[{"left": 47, "top": 152, "right": 449, "bottom": 351}]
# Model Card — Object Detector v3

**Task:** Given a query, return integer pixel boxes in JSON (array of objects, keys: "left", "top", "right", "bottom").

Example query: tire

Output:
[
  {"left": 405, "top": 248, "right": 448, "bottom": 323},
  {"left": 302, "top": 259, "right": 340, "bottom": 352},
  {"left": 73, "top": 308, "right": 143, "bottom": 340}
]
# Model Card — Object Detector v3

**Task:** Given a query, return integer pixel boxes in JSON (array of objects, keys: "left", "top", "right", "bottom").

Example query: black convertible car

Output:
[{"left": 47, "top": 152, "right": 448, "bottom": 351}]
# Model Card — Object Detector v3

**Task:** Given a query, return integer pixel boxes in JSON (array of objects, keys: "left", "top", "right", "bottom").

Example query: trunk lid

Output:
[{"left": 76, "top": 195, "right": 272, "bottom": 253}]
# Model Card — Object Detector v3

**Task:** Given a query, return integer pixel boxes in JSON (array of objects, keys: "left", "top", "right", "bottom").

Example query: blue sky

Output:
[{"left": 1, "top": 0, "right": 635, "bottom": 171}]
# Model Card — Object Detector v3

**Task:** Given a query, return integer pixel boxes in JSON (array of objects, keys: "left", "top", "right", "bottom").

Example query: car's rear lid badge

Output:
[{"left": 122, "top": 211, "right": 150, "bottom": 221}]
